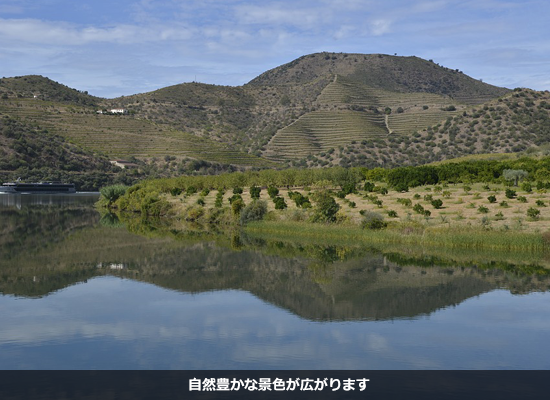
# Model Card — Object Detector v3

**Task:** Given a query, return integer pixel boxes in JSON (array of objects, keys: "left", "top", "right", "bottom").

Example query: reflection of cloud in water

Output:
[{"left": 2, "top": 276, "right": 550, "bottom": 369}]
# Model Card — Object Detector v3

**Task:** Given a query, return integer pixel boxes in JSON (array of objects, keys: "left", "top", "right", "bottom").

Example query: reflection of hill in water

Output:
[{"left": 2, "top": 209, "right": 550, "bottom": 320}]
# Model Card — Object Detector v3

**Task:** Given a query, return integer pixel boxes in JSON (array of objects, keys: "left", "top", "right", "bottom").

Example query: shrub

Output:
[
  {"left": 233, "top": 187, "right": 243, "bottom": 194},
  {"left": 442, "top": 191, "right": 452, "bottom": 198},
  {"left": 494, "top": 211, "right": 505, "bottom": 220},
  {"left": 487, "top": 195, "right": 497, "bottom": 203},
  {"left": 196, "top": 197, "right": 205, "bottom": 206},
  {"left": 536, "top": 200, "right": 546, "bottom": 207},
  {"left": 424, "top": 194, "right": 433, "bottom": 202},
  {"left": 505, "top": 188, "right": 516, "bottom": 199},
  {"left": 228, "top": 194, "right": 243, "bottom": 204},
  {"left": 397, "top": 198, "right": 412, "bottom": 207},
  {"left": 240, "top": 200, "right": 268, "bottom": 224},
  {"left": 311, "top": 191, "right": 340, "bottom": 223},
  {"left": 517, "top": 196, "right": 527, "bottom": 203},
  {"left": 185, "top": 206, "right": 204, "bottom": 221},
  {"left": 394, "top": 183, "right": 409, "bottom": 192},
  {"left": 363, "top": 181, "right": 375, "bottom": 192},
  {"left": 200, "top": 188, "right": 210, "bottom": 197},
  {"left": 100, "top": 184, "right": 128, "bottom": 207},
  {"left": 387, "top": 210, "right": 398, "bottom": 218},
  {"left": 231, "top": 198, "right": 245, "bottom": 215},
  {"left": 215, "top": 190, "right": 224, "bottom": 207},
  {"left": 499, "top": 201, "right": 509, "bottom": 207},
  {"left": 250, "top": 186, "right": 261, "bottom": 200},
  {"left": 431, "top": 199, "right": 443, "bottom": 209},
  {"left": 478, "top": 206, "right": 489, "bottom": 214},
  {"left": 361, "top": 211, "right": 387, "bottom": 230},
  {"left": 413, "top": 193, "right": 421, "bottom": 200},
  {"left": 413, "top": 203, "right": 425, "bottom": 215},
  {"left": 267, "top": 186, "right": 279, "bottom": 198},
  {"left": 463, "top": 185, "right": 471, "bottom": 194},
  {"left": 521, "top": 182, "right": 532, "bottom": 193},
  {"left": 170, "top": 187, "right": 182, "bottom": 196},
  {"left": 186, "top": 186, "right": 197, "bottom": 196},
  {"left": 273, "top": 196, "right": 287, "bottom": 210},
  {"left": 527, "top": 207, "right": 541, "bottom": 220}
]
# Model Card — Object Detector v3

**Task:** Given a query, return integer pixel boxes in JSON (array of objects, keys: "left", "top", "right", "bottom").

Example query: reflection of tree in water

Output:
[
  {"left": 2, "top": 210, "right": 550, "bottom": 320},
  {"left": 0, "top": 206, "right": 99, "bottom": 261}
]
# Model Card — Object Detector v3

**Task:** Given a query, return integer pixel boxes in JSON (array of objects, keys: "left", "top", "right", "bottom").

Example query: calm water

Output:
[{"left": 1, "top": 194, "right": 550, "bottom": 370}]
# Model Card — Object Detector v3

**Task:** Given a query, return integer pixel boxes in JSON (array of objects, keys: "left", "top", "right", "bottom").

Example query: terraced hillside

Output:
[
  {"left": 265, "top": 110, "right": 387, "bottom": 161},
  {"left": 1, "top": 53, "right": 514, "bottom": 170},
  {"left": 265, "top": 73, "right": 466, "bottom": 160},
  {"left": 302, "top": 88, "right": 550, "bottom": 168},
  {"left": 0, "top": 98, "right": 274, "bottom": 167}
]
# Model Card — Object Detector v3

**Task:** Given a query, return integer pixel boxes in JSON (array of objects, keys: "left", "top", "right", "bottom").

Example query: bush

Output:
[
  {"left": 487, "top": 195, "right": 497, "bottom": 203},
  {"left": 100, "top": 184, "right": 128, "bottom": 207},
  {"left": 215, "top": 190, "right": 224, "bottom": 207},
  {"left": 499, "top": 201, "right": 509, "bottom": 207},
  {"left": 363, "top": 181, "right": 375, "bottom": 192},
  {"left": 478, "top": 206, "right": 489, "bottom": 214},
  {"left": 196, "top": 197, "right": 205, "bottom": 206},
  {"left": 200, "top": 188, "right": 210, "bottom": 197},
  {"left": 250, "top": 186, "right": 261, "bottom": 200},
  {"left": 228, "top": 194, "right": 243, "bottom": 204},
  {"left": 233, "top": 187, "right": 243, "bottom": 194},
  {"left": 387, "top": 210, "right": 398, "bottom": 218},
  {"left": 536, "top": 200, "right": 546, "bottom": 207},
  {"left": 527, "top": 207, "right": 540, "bottom": 220},
  {"left": 397, "top": 198, "right": 412, "bottom": 207},
  {"left": 521, "top": 182, "right": 532, "bottom": 193},
  {"left": 273, "top": 196, "right": 287, "bottom": 210},
  {"left": 517, "top": 196, "right": 527, "bottom": 203},
  {"left": 186, "top": 186, "right": 197, "bottom": 196},
  {"left": 361, "top": 211, "right": 387, "bottom": 230},
  {"left": 170, "top": 187, "right": 182, "bottom": 196},
  {"left": 311, "top": 191, "right": 340, "bottom": 223},
  {"left": 505, "top": 188, "right": 517, "bottom": 199},
  {"left": 413, "top": 203, "right": 425, "bottom": 215},
  {"left": 431, "top": 199, "right": 443, "bottom": 209},
  {"left": 267, "top": 186, "right": 279, "bottom": 198},
  {"left": 240, "top": 200, "right": 268, "bottom": 224},
  {"left": 424, "top": 194, "right": 433, "bottom": 202},
  {"left": 231, "top": 198, "right": 245, "bottom": 215}
]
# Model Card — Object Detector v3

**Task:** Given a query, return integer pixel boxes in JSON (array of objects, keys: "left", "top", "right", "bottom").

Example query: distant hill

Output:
[
  {"left": 4, "top": 52, "right": 544, "bottom": 173},
  {"left": 0, "top": 115, "right": 118, "bottom": 190},
  {"left": 0, "top": 75, "right": 99, "bottom": 106}
]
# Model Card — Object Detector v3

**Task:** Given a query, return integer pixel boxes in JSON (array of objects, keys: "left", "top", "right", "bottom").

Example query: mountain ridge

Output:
[{"left": 4, "top": 52, "right": 544, "bottom": 175}]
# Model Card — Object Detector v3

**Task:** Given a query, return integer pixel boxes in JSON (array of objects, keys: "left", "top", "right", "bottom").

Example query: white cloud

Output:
[{"left": 370, "top": 19, "right": 392, "bottom": 36}]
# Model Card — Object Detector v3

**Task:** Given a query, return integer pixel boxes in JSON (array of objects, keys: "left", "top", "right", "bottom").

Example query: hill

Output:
[
  {"left": 0, "top": 53, "right": 525, "bottom": 173},
  {"left": 0, "top": 115, "right": 120, "bottom": 190},
  {"left": 303, "top": 87, "right": 550, "bottom": 169},
  {"left": 103, "top": 52, "right": 510, "bottom": 163}
]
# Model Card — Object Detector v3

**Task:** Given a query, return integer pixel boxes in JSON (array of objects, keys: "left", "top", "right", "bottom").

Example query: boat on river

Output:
[{"left": 0, "top": 181, "right": 77, "bottom": 194}]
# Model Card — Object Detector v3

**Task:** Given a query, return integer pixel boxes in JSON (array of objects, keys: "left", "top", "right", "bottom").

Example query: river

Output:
[{"left": 1, "top": 194, "right": 549, "bottom": 369}]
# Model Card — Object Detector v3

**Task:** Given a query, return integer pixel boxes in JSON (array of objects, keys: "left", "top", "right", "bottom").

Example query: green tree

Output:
[
  {"left": 100, "top": 184, "right": 127, "bottom": 207},
  {"left": 503, "top": 169, "right": 528, "bottom": 186},
  {"left": 311, "top": 191, "right": 340, "bottom": 223}
]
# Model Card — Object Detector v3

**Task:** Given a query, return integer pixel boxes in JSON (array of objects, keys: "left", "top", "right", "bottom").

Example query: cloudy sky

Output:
[{"left": 1, "top": 0, "right": 548, "bottom": 98}]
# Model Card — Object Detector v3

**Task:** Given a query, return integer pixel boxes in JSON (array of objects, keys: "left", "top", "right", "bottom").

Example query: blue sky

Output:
[{"left": 1, "top": 0, "right": 548, "bottom": 98}]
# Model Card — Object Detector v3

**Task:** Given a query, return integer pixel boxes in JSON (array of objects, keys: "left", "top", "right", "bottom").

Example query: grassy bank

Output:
[{"left": 245, "top": 220, "right": 547, "bottom": 252}]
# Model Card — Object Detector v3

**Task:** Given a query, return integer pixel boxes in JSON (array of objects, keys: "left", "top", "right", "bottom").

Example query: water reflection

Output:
[
  {"left": 1, "top": 200, "right": 549, "bottom": 321},
  {"left": 1, "top": 197, "right": 550, "bottom": 369},
  {"left": 0, "top": 193, "right": 99, "bottom": 209}
]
